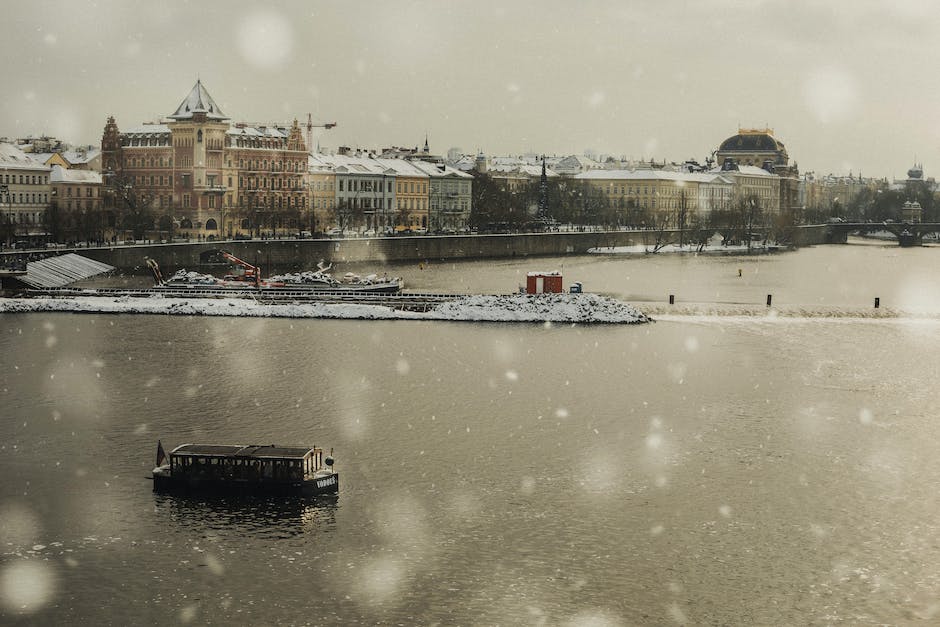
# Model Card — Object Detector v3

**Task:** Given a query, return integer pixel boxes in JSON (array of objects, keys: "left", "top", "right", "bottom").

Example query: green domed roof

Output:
[{"left": 718, "top": 130, "right": 785, "bottom": 153}]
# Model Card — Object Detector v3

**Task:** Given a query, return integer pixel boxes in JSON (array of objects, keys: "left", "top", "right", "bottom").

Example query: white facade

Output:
[
  {"left": 0, "top": 142, "right": 52, "bottom": 242},
  {"left": 410, "top": 161, "right": 474, "bottom": 232}
]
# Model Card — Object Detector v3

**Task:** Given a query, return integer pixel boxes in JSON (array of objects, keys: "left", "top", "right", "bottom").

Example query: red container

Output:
[{"left": 526, "top": 272, "right": 563, "bottom": 294}]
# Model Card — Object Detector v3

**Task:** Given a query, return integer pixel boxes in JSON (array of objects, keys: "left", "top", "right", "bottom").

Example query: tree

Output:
[{"left": 105, "top": 171, "right": 157, "bottom": 240}]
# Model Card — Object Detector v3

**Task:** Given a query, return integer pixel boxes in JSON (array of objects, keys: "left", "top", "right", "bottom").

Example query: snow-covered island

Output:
[{"left": 0, "top": 292, "right": 651, "bottom": 324}]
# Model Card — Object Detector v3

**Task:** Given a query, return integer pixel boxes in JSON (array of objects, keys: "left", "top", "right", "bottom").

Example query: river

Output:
[{"left": 2, "top": 240, "right": 940, "bottom": 625}]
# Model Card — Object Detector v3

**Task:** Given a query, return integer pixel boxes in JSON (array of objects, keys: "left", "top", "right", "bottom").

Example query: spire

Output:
[
  {"left": 168, "top": 79, "right": 229, "bottom": 121},
  {"left": 537, "top": 155, "right": 549, "bottom": 220}
]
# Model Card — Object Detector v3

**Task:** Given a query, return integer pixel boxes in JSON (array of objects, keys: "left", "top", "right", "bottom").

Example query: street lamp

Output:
[{"left": 0, "top": 183, "right": 10, "bottom": 247}]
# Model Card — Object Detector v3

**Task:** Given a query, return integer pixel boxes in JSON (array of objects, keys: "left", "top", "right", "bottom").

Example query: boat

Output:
[
  {"left": 151, "top": 440, "right": 339, "bottom": 496},
  {"left": 157, "top": 255, "right": 403, "bottom": 294}
]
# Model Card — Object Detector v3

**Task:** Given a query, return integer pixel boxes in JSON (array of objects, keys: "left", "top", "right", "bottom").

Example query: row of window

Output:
[
  {"left": 237, "top": 158, "right": 305, "bottom": 172},
  {"left": 1, "top": 173, "right": 48, "bottom": 185},
  {"left": 5, "top": 192, "right": 49, "bottom": 204},
  {"left": 5, "top": 211, "right": 44, "bottom": 224},
  {"left": 239, "top": 177, "right": 302, "bottom": 190},
  {"left": 63, "top": 187, "right": 96, "bottom": 198},
  {"left": 63, "top": 199, "right": 98, "bottom": 211}
]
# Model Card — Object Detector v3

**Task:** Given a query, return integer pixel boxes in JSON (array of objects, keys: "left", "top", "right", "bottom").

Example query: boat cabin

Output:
[{"left": 165, "top": 444, "right": 327, "bottom": 482}]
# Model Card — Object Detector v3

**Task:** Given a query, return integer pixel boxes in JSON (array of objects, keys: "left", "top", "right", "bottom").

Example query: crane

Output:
[
  {"left": 220, "top": 251, "right": 261, "bottom": 287},
  {"left": 306, "top": 113, "right": 337, "bottom": 153}
]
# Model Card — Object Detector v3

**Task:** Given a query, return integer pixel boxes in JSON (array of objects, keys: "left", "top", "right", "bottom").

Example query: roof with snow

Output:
[
  {"left": 0, "top": 142, "right": 50, "bottom": 171},
  {"left": 709, "top": 165, "right": 777, "bottom": 178},
  {"left": 575, "top": 169, "right": 733, "bottom": 184},
  {"left": 409, "top": 161, "right": 473, "bottom": 179},
  {"left": 371, "top": 158, "right": 429, "bottom": 178},
  {"left": 168, "top": 80, "right": 229, "bottom": 121},
  {"left": 122, "top": 124, "right": 171, "bottom": 135},
  {"left": 61, "top": 148, "right": 101, "bottom": 165},
  {"left": 18, "top": 253, "right": 114, "bottom": 288},
  {"left": 49, "top": 165, "right": 102, "bottom": 184}
]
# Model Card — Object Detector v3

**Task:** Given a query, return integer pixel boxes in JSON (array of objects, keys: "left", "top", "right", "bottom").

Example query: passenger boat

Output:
[{"left": 151, "top": 441, "right": 339, "bottom": 496}]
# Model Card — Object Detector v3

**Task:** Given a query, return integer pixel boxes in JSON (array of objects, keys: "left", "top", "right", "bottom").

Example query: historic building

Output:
[
  {"left": 49, "top": 165, "right": 103, "bottom": 243},
  {"left": 715, "top": 127, "right": 796, "bottom": 218},
  {"left": 373, "top": 158, "right": 430, "bottom": 232},
  {"left": 0, "top": 142, "right": 51, "bottom": 246},
  {"left": 715, "top": 163, "right": 781, "bottom": 214},
  {"left": 410, "top": 160, "right": 473, "bottom": 232},
  {"left": 101, "top": 80, "right": 308, "bottom": 240},
  {"left": 715, "top": 128, "right": 789, "bottom": 169},
  {"left": 574, "top": 169, "right": 734, "bottom": 226}
]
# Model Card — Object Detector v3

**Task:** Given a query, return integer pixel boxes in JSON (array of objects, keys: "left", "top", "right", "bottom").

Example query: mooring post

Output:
[
  {"left": 766, "top": 294, "right": 773, "bottom": 307},
  {"left": 874, "top": 297, "right": 880, "bottom": 309},
  {"left": 669, "top": 294, "right": 675, "bottom": 305}
]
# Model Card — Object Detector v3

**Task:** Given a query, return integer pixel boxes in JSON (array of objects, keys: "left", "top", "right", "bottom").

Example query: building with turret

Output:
[{"left": 101, "top": 80, "right": 308, "bottom": 240}]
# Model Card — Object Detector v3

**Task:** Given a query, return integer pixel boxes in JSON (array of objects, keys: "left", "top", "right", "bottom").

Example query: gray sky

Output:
[{"left": 2, "top": 0, "right": 937, "bottom": 179}]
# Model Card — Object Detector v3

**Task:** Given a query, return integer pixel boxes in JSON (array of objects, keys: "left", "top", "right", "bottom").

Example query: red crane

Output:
[{"left": 221, "top": 251, "right": 261, "bottom": 287}]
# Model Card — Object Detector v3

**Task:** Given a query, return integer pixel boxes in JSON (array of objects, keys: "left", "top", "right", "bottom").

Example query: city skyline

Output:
[{"left": 2, "top": 1, "right": 938, "bottom": 179}]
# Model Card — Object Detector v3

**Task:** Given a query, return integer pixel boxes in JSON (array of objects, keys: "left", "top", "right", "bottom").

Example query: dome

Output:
[
  {"left": 716, "top": 128, "right": 789, "bottom": 166},
  {"left": 719, "top": 130, "right": 785, "bottom": 153}
]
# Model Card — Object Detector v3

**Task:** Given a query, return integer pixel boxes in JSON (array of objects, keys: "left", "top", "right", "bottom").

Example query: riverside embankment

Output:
[{"left": 1, "top": 225, "right": 828, "bottom": 273}]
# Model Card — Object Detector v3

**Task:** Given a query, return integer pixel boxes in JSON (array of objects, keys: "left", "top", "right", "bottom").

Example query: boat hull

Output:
[{"left": 152, "top": 471, "right": 339, "bottom": 496}]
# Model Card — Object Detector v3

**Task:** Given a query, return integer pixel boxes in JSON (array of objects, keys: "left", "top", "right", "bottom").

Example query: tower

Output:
[{"left": 537, "top": 156, "right": 549, "bottom": 220}]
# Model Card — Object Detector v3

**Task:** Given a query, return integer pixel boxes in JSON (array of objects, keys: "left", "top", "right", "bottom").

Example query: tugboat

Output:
[{"left": 151, "top": 441, "right": 339, "bottom": 496}]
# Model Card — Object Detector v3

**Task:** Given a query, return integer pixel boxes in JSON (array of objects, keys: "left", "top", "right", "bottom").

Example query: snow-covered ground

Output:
[
  {"left": 587, "top": 243, "right": 784, "bottom": 255},
  {"left": 0, "top": 293, "right": 650, "bottom": 324}
]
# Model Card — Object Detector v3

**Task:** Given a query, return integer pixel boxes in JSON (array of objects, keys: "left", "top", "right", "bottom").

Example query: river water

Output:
[{"left": 3, "top": 240, "right": 940, "bottom": 625}]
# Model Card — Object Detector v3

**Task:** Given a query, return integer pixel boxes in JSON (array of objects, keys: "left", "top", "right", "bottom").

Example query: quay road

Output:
[{"left": 13, "top": 286, "right": 470, "bottom": 313}]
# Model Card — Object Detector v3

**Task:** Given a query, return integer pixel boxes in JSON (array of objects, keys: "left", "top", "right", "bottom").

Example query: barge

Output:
[{"left": 152, "top": 441, "right": 339, "bottom": 496}]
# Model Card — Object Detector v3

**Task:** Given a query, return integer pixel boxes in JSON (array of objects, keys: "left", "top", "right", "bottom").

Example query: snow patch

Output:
[{"left": 0, "top": 293, "right": 650, "bottom": 324}]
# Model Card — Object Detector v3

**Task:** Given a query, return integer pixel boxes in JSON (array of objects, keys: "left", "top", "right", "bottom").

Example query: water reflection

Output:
[{"left": 153, "top": 493, "right": 338, "bottom": 538}]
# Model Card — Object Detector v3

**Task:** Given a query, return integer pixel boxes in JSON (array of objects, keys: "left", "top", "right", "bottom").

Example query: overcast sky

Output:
[{"left": 2, "top": 1, "right": 938, "bottom": 179}]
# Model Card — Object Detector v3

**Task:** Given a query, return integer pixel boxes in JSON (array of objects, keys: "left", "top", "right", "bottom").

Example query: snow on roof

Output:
[
  {"left": 371, "top": 158, "right": 429, "bottom": 178},
  {"left": 0, "top": 292, "right": 650, "bottom": 324},
  {"left": 409, "top": 160, "right": 473, "bottom": 179},
  {"left": 575, "top": 169, "right": 733, "bottom": 184},
  {"left": 18, "top": 253, "right": 114, "bottom": 288},
  {"left": 61, "top": 148, "right": 100, "bottom": 164},
  {"left": 168, "top": 79, "right": 229, "bottom": 121},
  {"left": 709, "top": 165, "right": 777, "bottom": 177},
  {"left": 489, "top": 164, "right": 559, "bottom": 177},
  {"left": 49, "top": 165, "right": 102, "bottom": 184},
  {"left": 122, "top": 124, "right": 171, "bottom": 135},
  {"left": 0, "top": 142, "right": 50, "bottom": 171},
  {"left": 314, "top": 153, "right": 389, "bottom": 175}
]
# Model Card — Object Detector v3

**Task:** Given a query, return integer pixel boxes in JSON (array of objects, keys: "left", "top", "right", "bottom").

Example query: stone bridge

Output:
[{"left": 826, "top": 222, "right": 940, "bottom": 246}]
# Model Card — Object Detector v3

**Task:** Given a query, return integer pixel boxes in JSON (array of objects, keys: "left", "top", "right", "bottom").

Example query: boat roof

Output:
[{"left": 170, "top": 444, "right": 316, "bottom": 460}]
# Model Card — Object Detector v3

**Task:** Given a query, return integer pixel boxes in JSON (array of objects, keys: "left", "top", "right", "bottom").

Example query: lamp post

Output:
[{"left": 0, "top": 183, "right": 10, "bottom": 247}]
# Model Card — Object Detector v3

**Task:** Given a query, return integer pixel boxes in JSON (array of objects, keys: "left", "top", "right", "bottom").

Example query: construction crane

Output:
[
  {"left": 220, "top": 251, "right": 261, "bottom": 287},
  {"left": 306, "top": 113, "right": 337, "bottom": 152}
]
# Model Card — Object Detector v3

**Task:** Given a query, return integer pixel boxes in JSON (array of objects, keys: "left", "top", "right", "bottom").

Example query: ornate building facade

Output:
[{"left": 101, "top": 80, "right": 308, "bottom": 240}]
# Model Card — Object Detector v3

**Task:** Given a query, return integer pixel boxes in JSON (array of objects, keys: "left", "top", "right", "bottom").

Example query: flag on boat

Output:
[{"left": 156, "top": 440, "right": 167, "bottom": 467}]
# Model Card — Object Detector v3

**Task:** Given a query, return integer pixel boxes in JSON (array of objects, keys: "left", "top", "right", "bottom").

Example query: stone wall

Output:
[{"left": 3, "top": 226, "right": 831, "bottom": 273}]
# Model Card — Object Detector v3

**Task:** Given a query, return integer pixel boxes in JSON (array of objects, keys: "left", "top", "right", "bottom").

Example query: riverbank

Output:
[
  {"left": 0, "top": 226, "right": 830, "bottom": 273},
  {"left": 0, "top": 292, "right": 650, "bottom": 324}
]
